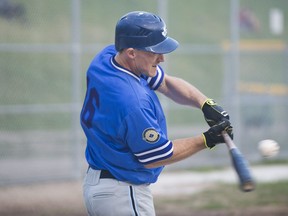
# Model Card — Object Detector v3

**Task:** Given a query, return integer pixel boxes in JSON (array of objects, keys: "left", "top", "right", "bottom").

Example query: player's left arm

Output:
[
  {"left": 157, "top": 73, "right": 231, "bottom": 126},
  {"left": 157, "top": 73, "right": 207, "bottom": 108}
]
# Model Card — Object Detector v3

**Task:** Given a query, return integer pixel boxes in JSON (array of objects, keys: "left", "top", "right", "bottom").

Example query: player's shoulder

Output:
[
  {"left": 102, "top": 44, "right": 117, "bottom": 55},
  {"left": 94, "top": 44, "right": 116, "bottom": 61},
  {"left": 87, "top": 45, "right": 116, "bottom": 74}
]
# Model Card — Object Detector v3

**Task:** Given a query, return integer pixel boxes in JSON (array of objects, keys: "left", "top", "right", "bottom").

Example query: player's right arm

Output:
[
  {"left": 144, "top": 119, "right": 231, "bottom": 168},
  {"left": 144, "top": 135, "right": 206, "bottom": 168}
]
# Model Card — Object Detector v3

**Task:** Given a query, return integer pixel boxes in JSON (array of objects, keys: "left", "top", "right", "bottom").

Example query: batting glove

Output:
[
  {"left": 201, "top": 99, "right": 230, "bottom": 127},
  {"left": 202, "top": 119, "right": 233, "bottom": 149}
]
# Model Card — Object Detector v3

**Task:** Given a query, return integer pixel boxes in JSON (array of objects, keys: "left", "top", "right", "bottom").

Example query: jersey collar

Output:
[{"left": 111, "top": 56, "right": 140, "bottom": 81}]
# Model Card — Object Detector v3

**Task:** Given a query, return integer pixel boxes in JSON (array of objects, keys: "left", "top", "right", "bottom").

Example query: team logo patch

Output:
[{"left": 142, "top": 128, "right": 160, "bottom": 144}]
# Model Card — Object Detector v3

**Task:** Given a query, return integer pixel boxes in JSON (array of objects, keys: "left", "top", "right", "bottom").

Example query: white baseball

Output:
[{"left": 258, "top": 139, "right": 280, "bottom": 158}]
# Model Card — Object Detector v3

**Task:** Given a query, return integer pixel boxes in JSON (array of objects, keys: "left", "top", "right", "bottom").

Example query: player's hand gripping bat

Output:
[{"left": 222, "top": 131, "right": 255, "bottom": 192}]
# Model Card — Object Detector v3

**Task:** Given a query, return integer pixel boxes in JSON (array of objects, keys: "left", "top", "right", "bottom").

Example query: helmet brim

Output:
[{"left": 141, "top": 37, "right": 179, "bottom": 54}]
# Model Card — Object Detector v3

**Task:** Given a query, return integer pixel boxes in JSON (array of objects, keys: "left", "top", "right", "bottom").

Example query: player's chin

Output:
[{"left": 149, "top": 65, "right": 157, "bottom": 77}]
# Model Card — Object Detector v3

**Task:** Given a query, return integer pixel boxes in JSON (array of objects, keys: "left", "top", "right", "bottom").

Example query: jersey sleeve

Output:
[
  {"left": 120, "top": 107, "right": 173, "bottom": 165},
  {"left": 143, "top": 65, "right": 164, "bottom": 90}
]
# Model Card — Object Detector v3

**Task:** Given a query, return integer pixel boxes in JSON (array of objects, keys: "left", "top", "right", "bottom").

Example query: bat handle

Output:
[{"left": 221, "top": 131, "right": 235, "bottom": 149}]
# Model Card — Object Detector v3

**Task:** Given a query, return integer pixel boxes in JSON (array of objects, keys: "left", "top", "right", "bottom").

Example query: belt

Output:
[{"left": 100, "top": 170, "right": 116, "bottom": 179}]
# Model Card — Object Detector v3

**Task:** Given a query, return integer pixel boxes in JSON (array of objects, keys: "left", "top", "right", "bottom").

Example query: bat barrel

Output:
[
  {"left": 242, "top": 181, "right": 255, "bottom": 192},
  {"left": 230, "top": 148, "right": 256, "bottom": 192}
]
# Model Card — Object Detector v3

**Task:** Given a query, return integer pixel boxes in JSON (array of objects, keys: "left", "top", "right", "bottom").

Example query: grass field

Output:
[
  {"left": 155, "top": 180, "right": 288, "bottom": 216},
  {"left": 1, "top": 0, "right": 287, "bottom": 105},
  {"left": 1, "top": 0, "right": 287, "bottom": 103}
]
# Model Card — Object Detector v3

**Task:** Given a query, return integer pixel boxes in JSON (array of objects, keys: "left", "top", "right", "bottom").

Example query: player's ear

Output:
[{"left": 126, "top": 48, "right": 137, "bottom": 59}]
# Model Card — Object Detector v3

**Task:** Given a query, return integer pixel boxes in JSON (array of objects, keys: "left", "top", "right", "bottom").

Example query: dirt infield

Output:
[
  {"left": 0, "top": 180, "right": 288, "bottom": 216},
  {"left": 0, "top": 181, "right": 85, "bottom": 216},
  {"left": 0, "top": 165, "right": 288, "bottom": 216}
]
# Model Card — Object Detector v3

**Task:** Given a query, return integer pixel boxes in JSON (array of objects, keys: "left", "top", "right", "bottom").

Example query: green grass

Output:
[
  {"left": 0, "top": 112, "right": 72, "bottom": 130},
  {"left": 240, "top": 0, "right": 288, "bottom": 40},
  {"left": 197, "top": 181, "right": 288, "bottom": 209},
  {"left": 253, "top": 158, "right": 288, "bottom": 166},
  {"left": 0, "top": 0, "right": 72, "bottom": 43},
  {"left": 155, "top": 180, "right": 288, "bottom": 213},
  {"left": 169, "top": 0, "right": 230, "bottom": 43},
  {"left": 0, "top": 0, "right": 288, "bottom": 132},
  {"left": 240, "top": 53, "right": 287, "bottom": 83},
  {"left": 0, "top": 53, "right": 72, "bottom": 105}
]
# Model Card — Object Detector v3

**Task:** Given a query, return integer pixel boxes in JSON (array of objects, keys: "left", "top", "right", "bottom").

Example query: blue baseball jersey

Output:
[{"left": 80, "top": 45, "right": 173, "bottom": 185}]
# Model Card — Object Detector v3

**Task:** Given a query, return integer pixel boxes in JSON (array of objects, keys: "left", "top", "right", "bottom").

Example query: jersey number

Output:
[{"left": 81, "top": 86, "right": 99, "bottom": 129}]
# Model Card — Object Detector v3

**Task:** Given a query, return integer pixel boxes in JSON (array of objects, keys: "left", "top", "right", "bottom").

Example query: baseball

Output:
[{"left": 258, "top": 139, "right": 280, "bottom": 158}]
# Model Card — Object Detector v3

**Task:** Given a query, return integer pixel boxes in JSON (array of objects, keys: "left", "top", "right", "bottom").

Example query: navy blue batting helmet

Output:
[{"left": 115, "top": 11, "right": 178, "bottom": 54}]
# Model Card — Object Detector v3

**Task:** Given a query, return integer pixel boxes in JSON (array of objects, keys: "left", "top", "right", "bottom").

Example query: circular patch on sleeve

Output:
[{"left": 142, "top": 128, "right": 160, "bottom": 144}]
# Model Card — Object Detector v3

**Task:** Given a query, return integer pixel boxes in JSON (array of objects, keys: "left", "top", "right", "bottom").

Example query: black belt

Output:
[
  {"left": 88, "top": 166, "right": 116, "bottom": 179},
  {"left": 100, "top": 170, "right": 116, "bottom": 179}
]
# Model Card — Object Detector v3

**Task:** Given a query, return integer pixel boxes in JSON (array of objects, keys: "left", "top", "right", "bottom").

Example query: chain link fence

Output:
[{"left": 0, "top": 0, "right": 287, "bottom": 185}]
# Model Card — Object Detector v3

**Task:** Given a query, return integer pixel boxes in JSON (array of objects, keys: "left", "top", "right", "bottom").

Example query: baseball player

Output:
[{"left": 80, "top": 11, "right": 233, "bottom": 216}]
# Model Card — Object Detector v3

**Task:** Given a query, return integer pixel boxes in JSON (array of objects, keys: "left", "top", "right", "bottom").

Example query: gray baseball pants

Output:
[{"left": 83, "top": 167, "right": 156, "bottom": 216}]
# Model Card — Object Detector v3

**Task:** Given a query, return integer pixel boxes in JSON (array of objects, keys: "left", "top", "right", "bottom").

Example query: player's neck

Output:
[{"left": 114, "top": 53, "right": 141, "bottom": 77}]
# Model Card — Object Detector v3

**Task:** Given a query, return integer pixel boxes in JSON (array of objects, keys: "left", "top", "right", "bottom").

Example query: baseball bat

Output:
[{"left": 222, "top": 131, "right": 255, "bottom": 192}]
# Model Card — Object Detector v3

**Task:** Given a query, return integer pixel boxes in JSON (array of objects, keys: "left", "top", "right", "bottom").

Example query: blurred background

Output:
[{"left": 0, "top": 0, "right": 287, "bottom": 187}]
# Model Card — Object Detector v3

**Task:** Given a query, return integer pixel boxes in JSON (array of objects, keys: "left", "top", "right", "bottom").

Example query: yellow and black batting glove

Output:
[
  {"left": 202, "top": 119, "right": 233, "bottom": 149},
  {"left": 201, "top": 99, "right": 230, "bottom": 127}
]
